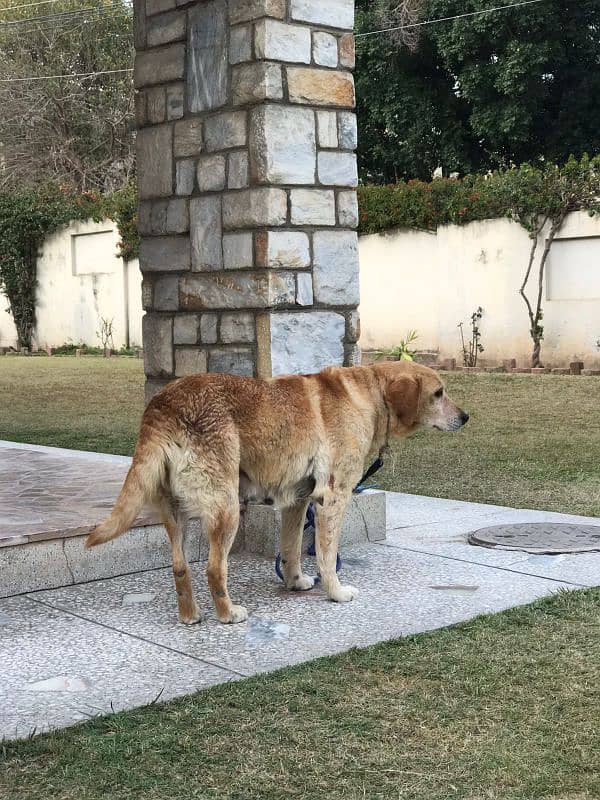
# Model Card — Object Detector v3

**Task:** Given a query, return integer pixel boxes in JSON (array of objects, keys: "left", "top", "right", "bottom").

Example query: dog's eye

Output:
[{"left": 434, "top": 388, "right": 444, "bottom": 399}]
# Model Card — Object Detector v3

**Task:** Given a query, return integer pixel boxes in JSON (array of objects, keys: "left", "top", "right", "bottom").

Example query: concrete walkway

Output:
[{"left": 2, "top": 491, "right": 599, "bottom": 741}]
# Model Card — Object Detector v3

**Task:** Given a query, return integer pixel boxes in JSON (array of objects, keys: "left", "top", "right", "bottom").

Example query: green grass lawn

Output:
[
  {"left": 1, "top": 355, "right": 599, "bottom": 516},
  {"left": 2, "top": 589, "right": 600, "bottom": 800}
]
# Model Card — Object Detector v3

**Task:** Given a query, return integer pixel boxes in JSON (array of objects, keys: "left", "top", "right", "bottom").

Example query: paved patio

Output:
[{"left": 1, "top": 442, "right": 600, "bottom": 741}]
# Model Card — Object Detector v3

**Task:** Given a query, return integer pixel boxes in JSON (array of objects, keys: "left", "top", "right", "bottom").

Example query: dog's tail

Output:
[{"left": 85, "top": 439, "right": 166, "bottom": 549}]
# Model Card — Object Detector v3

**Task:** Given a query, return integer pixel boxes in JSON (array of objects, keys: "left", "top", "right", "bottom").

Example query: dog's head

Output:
[{"left": 375, "top": 361, "right": 469, "bottom": 436}]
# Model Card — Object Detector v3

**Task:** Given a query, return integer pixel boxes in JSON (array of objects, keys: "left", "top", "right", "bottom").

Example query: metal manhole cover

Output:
[{"left": 468, "top": 523, "right": 600, "bottom": 554}]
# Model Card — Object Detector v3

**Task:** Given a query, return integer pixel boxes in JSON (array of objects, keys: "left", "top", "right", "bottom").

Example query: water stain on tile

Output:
[
  {"left": 246, "top": 616, "right": 290, "bottom": 643},
  {"left": 26, "top": 676, "right": 90, "bottom": 693},
  {"left": 122, "top": 592, "right": 156, "bottom": 605}
]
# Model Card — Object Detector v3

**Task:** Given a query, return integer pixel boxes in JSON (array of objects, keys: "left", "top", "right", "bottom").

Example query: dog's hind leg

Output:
[
  {"left": 159, "top": 497, "right": 202, "bottom": 625},
  {"left": 204, "top": 500, "right": 247, "bottom": 624},
  {"left": 280, "top": 502, "right": 315, "bottom": 591}
]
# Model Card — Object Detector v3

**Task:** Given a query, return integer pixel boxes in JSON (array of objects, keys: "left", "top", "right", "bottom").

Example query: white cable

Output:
[
  {"left": 0, "top": 67, "right": 132, "bottom": 81},
  {"left": 0, "top": 3, "right": 129, "bottom": 26},
  {"left": 355, "top": 0, "right": 548, "bottom": 38}
]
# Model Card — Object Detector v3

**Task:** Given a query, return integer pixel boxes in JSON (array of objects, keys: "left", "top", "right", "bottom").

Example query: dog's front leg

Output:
[
  {"left": 280, "top": 502, "right": 315, "bottom": 591},
  {"left": 315, "top": 489, "right": 358, "bottom": 603}
]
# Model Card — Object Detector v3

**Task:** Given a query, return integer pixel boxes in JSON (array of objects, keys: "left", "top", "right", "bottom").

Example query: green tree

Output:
[
  {"left": 356, "top": 0, "right": 600, "bottom": 180},
  {"left": 0, "top": 0, "right": 134, "bottom": 192}
]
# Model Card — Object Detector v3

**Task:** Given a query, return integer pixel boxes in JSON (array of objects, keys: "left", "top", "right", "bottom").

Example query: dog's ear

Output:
[{"left": 384, "top": 375, "right": 422, "bottom": 428}]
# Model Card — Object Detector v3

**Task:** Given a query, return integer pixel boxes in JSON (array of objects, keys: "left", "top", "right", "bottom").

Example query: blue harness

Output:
[{"left": 275, "top": 457, "right": 384, "bottom": 584}]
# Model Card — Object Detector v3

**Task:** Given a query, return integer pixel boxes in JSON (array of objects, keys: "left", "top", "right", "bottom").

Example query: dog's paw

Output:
[
  {"left": 329, "top": 584, "right": 359, "bottom": 603},
  {"left": 218, "top": 604, "right": 249, "bottom": 624},
  {"left": 286, "top": 573, "right": 316, "bottom": 592},
  {"left": 179, "top": 611, "right": 203, "bottom": 625}
]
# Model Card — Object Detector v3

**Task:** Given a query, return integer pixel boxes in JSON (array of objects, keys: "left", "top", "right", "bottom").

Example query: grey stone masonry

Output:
[{"left": 135, "top": 0, "right": 359, "bottom": 394}]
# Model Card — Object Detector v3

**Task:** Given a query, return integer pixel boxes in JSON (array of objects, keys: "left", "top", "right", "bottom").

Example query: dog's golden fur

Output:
[{"left": 86, "top": 361, "right": 468, "bottom": 624}]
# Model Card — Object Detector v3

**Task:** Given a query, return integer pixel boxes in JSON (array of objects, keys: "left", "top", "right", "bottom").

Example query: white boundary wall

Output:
[
  {"left": 358, "top": 211, "right": 600, "bottom": 367},
  {"left": 0, "top": 220, "right": 142, "bottom": 350},
  {"left": 2, "top": 211, "right": 600, "bottom": 367}
]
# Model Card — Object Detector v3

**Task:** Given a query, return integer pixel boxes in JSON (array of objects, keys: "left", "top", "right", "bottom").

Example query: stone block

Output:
[
  {"left": 318, "top": 151, "right": 358, "bottom": 186},
  {"left": 268, "top": 311, "right": 345, "bottom": 375},
  {"left": 338, "top": 32, "right": 355, "bottom": 68},
  {"left": 146, "top": 86, "right": 166, "bottom": 124},
  {"left": 582, "top": 369, "right": 600, "bottom": 376},
  {"left": 196, "top": 154, "right": 226, "bottom": 192},
  {"left": 317, "top": 110, "right": 338, "bottom": 148},
  {"left": 228, "top": 151, "right": 249, "bottom": 189},
  {"left": 231, "top": 62, "right": 283, "bottom": 105},
  {"left": 337, "top": 190, "right": 359, "bottom": 227},
  {"left": 204, "top": 111, "right": 247, "bottom": 151},
  {"left": 175, "top": 347, "right": 207, "bottom": 376},
  {"left": 134, "top": 44, "right": 185, "bottom": 87},
  {"left": 138, "top": 201, "right": 153, "bottom": 234},
  {"left": 570, "top": 361, "right": 585, "bottom": 375},
  {"left": 139, "top": 236, "right": 191, "bottom": 271},
  {"left": 254, "top": 18, "right": 311, "bottom": 63},
  {"left": 166, "top": 83, "right": 184, "bottom": 120},
  {"left": 142, "top": 314, "right": 173, "bottom": 376},
  {"left": 230, "top": 24, "right": 252, "bottom": 64},
  {"left": 250, "top": 105, "right": 315, "bottom": 184},
  {"left": 531, "top": 367, "right": 551, "bottom": 374},
  {"left": 141, "top": 278, "right": 153, "bottom": 309},
  {"left": 190, "top": 197, "right": 222, "bottom": 271},
  {"left": 209, "top": 347, "right": 255, "bottom": 376},
  {"left": 290, "top": 0, "right": 354, "bottom": 29},
  {"left": 222, "top": 188, "right": 287, "bottom": 228},
  {"left": 313, "top": 231, "right": 359, "bottom": 306},
  {"left": 442, "top": 357, "right": 457, "bottom": 371},
  {"left": 200, "top": 313, "right": 218, "bottom": 343},
  {"left": 134, "top": 0, "right": 147, "bottom": 48},
  {"left": 188, "top": 0, "right": 228, "bottom": 112},
  {"left": 296, "top": 273, "right": 313, "bottom": 306},
  {"left": 287, "top": 67, "right": 355, "bottom": 107},
  {"left": 174, "top": 118, "right": 203, "bottom": 157},
  {"left": 149, "top": 200, "right": 167, "bottom": 233},
  {"left": 229, "top": 0, "right": 285, "bottom": 24},
  {"left": 312, "top": 31, "right": 338, "bottom": 67},
  {"left": 223, "top": 232, "right": 254, "bottom": 269},
  {"left": 338, "top": 111, "right": 357, "bottom": 150},
  {"left": 551, "top": 368, "right": 569, "bottom": 374},
  {"left": 180, "top": 271, "right": 295, "bottom": 310},
  {"left": 346, "top": 309, "right": 360, "bottom": 343},
  {"left": 146, "top": 8, "right": 186, "bottom": 46},
  {"left": 137, "top": 126, "right": 173, "bottom": 199},
  {"left": 145, "top": 378, "right": 170, "bottom": 403},
  {"left": 146, "top": 0, "right": 174, "bottom": 15},
  {"left": 134, "top": 91, "right": 146, "bottom": 127},
  {"left": 153, "top": 275, "right": 180, "bottom": 310},
  {"left": 165, "top": 198, "right": 189, "bottom": 233},
  {"left": 255, "top": 230, "right": 310, "bottom": 268},
  {"left": 290, "top": 188, "right": 335, "bottom": 225},
  {"left": 503, "top": 358, "right": 517, "bottom": 370},
  {"left": 175, "top": 160, "right": 195, "bottom": 195},
  {"left": 173, "top": 314, "right": 199, "bottom": 344},
  {"left": 220, "top": 313, "right": 256, "bottom": 343}
]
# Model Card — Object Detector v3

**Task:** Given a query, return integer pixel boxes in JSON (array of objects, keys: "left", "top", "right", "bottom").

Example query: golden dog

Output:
[{"left": 86, "top": 361, "right": 468, "bottom": 624}]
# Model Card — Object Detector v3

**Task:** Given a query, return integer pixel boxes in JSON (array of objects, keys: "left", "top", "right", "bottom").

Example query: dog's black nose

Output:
[{"left": 460, "top": 411, "right": 470, "bottom": 424}]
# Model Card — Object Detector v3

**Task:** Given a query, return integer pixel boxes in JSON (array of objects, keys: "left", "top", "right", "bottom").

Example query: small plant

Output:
[
  {"left": 458, "top": 307, "right": 484, "bottom": 367},
  {"left": 376, "top": 330, "right": 419, "bottom": 361},
  {"left": 97, "top": 317, "right": 115, "bottom": 355}
]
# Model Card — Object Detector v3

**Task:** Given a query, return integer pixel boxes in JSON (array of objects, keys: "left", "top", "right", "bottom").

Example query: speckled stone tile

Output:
[
  {"left": 0, "top": 594, "right": 238, "bottom": 740},
  {"left": 385, "top": 492, "right": 511, "bottom": 530},
  {"left": 386, "top": 507, "right": 600, "bottom": 577},
  {"left": 506, "top": 551, "right": 600, "bottom": 586},
  {"left": 30, "top": 545, "right": 576, "bottom": 679}
]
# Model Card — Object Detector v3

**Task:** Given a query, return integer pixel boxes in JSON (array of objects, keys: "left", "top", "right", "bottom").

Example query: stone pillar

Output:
[{"left": 134, "top": 0, "right": 360, "bottom": 397}]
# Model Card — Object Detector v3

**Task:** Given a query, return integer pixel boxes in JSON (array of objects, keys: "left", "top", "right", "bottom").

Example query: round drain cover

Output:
[{"left": 468, "top": 523, "right": 600, "bottom": 554}]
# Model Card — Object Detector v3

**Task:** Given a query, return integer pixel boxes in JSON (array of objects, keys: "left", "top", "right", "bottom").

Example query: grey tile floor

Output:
[{"left": 1, "top": 491, "right": 599, "bottom": 741}]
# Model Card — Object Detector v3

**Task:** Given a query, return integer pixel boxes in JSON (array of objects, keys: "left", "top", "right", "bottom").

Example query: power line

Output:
[
  {"left": 3, "top": 0, "right": 64, "bottom": 10},
  {"left": 0, "top": 2, "right": 130, "bottom": 26},
  {"left": 0, "top": 66, "right": 132, "bottom": 81},
  {"left": 355, "top": 0, "right": 548, "bottom": 39}
]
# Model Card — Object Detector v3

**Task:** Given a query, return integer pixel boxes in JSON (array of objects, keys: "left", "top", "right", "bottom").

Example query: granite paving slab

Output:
[
  {"left": 0, "top": 594, "right": 238, "bottom": 740},
  {"left": 28, "top": 545, "right": 575, "bottom": 682}
]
